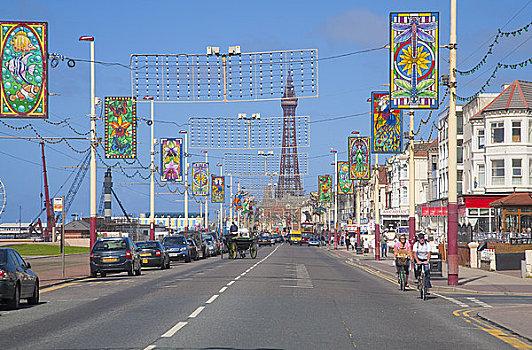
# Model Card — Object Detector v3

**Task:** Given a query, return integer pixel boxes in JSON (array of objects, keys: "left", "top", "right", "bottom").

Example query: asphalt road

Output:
[{"left": 0, "top": 243, "right": 530, "bottom": 349}]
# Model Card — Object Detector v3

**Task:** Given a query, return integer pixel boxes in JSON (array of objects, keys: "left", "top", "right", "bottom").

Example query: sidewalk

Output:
[
  {"left": 327, "top": 246, "right": 532, "bottom": 341},
  {"left": 27, "top": 253, "right": 90, "bottom": 287}
]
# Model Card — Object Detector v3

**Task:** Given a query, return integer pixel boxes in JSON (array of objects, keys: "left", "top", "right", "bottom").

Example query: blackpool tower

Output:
[{"left": 276, "top": 73, "right": 302, "bottom": 198}]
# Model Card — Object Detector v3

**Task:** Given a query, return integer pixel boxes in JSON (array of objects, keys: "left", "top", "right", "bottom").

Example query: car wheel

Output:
[
  {"left": 127, "top": 264, "right": 134, "bottom": 276},
  {"left": 90, "top": 271, "right": 97, "bottom": 278},
  {"left": 185, "top": 254, "right": 192, "bottom": 263},
  {"left": 165, "top": 260, "right": 171, "bottom": 269},
  {"left": 160, "top": 260, "right": 166, "bottom": 270},
  {"left": 7, "top": 283, "right": 20, "bottom": 310},
  {"left": 135, "top": 266, "right": 141, "bottom": 276},
  {"left": 101, "top": 271, "right": 107, "bottom": 277},
  {"left": 27, "top": 281, "right": 39, "bottom": 305}
]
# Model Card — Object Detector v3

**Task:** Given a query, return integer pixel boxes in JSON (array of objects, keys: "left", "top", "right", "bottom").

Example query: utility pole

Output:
[
  {"left": 229, "top": 174, "right": 233, "bottom": 224},
  {"left": 79, "top": 35, "right": 97, "bottom": 249},
  {"left": 356, "top": 182, "right": 361, "bottom": 247},
  {"left": 202, "top": 150, "right": 208, "bottom": 232},
  {"left": 331, "top": 150, "right": 338, "bottom": 250},
  {"left": 217, "top": 163, "right": 223, "bottom": 238},
  {"left": 374, "top": 154, "right": 380, "bottom": 260},
  {"left": 409, "top": 110, "right": 416, "bottom": 243},
  {"left": 180, "top": 130, "right": 189, "bottom": 231},
  {"left": 447, "top": 0, "right": 459, "bottom": 286},
  {"left": 144, "top": 96, "right": 155, "bottom": 240}
]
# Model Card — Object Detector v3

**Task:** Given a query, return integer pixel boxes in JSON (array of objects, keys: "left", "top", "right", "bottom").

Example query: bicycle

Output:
[
  {"left": 417, "top": 263, "right": 430, "bottom": 300},
  {"left": 396, "top": 257, "right": 408, "bottom": 291}
]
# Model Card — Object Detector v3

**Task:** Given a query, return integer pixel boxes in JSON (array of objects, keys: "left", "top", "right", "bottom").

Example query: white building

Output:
[{"left": 438, "top": 106, "right": 464, "bottom": 199}]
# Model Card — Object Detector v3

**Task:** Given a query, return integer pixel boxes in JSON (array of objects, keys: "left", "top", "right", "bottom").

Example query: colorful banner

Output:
[
  {"left": 337, "top": 161, "right": 353, "bottom": 194},
  {"left": 390, "top": 12, "right": 439, "bottom": 109},
  {"left": 371, "top": 91, "right": 403, "bottom": 153},
  {"left": 192, "top": 162, "right": 209, "bottom": 196},
  {"left": 104, "top": 97, "right": 136, "bottom": 159},
  {"left": 160, "top": 138, "right": 183, "bottom": 182},
  {"left": 211, "top": 175, "right": 225, "bottom": 203},
  {"left": 0, "top": 22, "right": 48, "bottom": 118},
  {"left": 348, "top": 137, "right": 370, "bottom": 180},
  {"left": 233, "top": 192, "right": 243, "bottom": 212},
  {"left": 318, "top": 175, "right": 332, "bottom": 203}
]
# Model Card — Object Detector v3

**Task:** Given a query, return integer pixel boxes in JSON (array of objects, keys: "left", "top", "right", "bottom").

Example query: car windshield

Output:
[
  {"left": 0, "top": 250, "right": 7, "bottom": 265},
  {"left": 164, "top": 237, "right": 186, "bottom": 246},
  {"left": 187, "top": 239, "right": 195, "bottom": 246},
  {"left": 93, "top": 239, "right": 128, "bottom": 251},
  {"left": 137, "top": 242, "right": 160, "bottom": 249}
]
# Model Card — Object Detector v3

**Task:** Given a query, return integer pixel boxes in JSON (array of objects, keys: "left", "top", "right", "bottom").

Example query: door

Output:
[{"left": 10, "top": 250, "right": 31, "bottom": 297}]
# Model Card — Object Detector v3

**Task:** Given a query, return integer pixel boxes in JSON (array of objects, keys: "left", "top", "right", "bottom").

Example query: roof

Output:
[
  {"left": 471, "top": 80, "right": 532, "bottom": 120},
  {"left": 64, "top": 220, "right": 90, "bottom": 231},
  {"left": 413, "top": 140, "right": 432, "bottom": 157},
  {"left": 489, "top": 192, "right": 532, "bottom": 207}
]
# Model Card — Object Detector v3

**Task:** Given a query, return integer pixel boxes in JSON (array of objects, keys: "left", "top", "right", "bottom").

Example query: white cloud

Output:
[{"left": 317, "top": 8, "right": 388, "bottom": 46}]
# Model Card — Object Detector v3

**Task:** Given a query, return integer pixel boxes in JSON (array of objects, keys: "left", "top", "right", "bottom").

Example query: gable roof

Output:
[
  {"left": 490, "top": 192, "right": 532, "bottom": 207},
  {"left": 471, "top": 80, "right": 532, "bottom": 120}
]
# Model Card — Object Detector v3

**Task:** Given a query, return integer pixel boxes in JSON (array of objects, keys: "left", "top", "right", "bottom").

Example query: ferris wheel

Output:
[{"left": 0, "top": 178, "right": 6, "bottom": 219}]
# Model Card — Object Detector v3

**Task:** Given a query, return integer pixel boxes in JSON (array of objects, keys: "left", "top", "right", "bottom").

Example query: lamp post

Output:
[
  {"left": 79, "top": 35, "right": 97, "bottom": 249},
  {"left": 229, "top": 174, "right": 233, "bottom": 224},
  {"left": 351, "top": 131, "right": 361, "bottom": 248},
  {"left": 235, "top": 180, "right": 240, "bottom": 228},
  {"left": 179, "top": 130, "right": 189, "bottom": 230},
  {"left": 374, "top": 153, "right": 380, "bottom": 260},
  {"left": 202, "top": 150, "right": 208, "bottom": 231},
  {"left": 331, "top": 150, "right": 338, "bottom": 250},
  {"left": 409, "top": 110, "right": 416, "bottom": 244},
  {"left": 144, "top": 96, "right": 155, "bottom": 240},
  {"left": 216, "top": 163, "right": 223, "bottom": 238}
]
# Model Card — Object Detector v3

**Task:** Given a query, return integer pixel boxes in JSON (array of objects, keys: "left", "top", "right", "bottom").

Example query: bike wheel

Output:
[
  {"left": 400, "top": 271, "right": 406, "bottom": 291},
  {"left": 229, "top": 242, "right": 237, "bottom": 259},
  {"left": 250, "top": 242, "right": 257, "bottom": 259}
]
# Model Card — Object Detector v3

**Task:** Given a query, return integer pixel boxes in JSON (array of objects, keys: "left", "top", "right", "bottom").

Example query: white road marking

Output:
[
  {"left": 206, "top": 294, "right": 219, "bottom": 304},
  {"left": 280, "top": 285, "right": 314, "bottom": 289},
  {"left": 143, "top": 345, "right": 156, "bottom": 350},
  {"left": 188, "top": 306, "right": 205, "bottom": 318},
  {"left": 227, "top": 281, "right": 235, "bottom": 286},
  {"left": 466, "top": 297, "right": 492, "bottom": 308},
  {"left": 432, "top": 292, "right": 469, "bottom": 307},
  {"left": 161, "top": 322, "right": 188, "bottom": 338},
  {"left": 235, "top": 275, "right": 241, "bottom": 280},
  {"left": 219, "top": 286, "right": 227, "bottom": 293}
]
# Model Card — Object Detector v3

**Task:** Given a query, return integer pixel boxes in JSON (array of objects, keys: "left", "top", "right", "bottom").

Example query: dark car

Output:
[
  {"left": 90, "top": 237, "right": 142, "bottom": 277},
  {"left": 202, "top": 234, "right": 216, "bottom": 257},
  {"left": 187, "top": 239, "right": 200, "bottom": 261},
  {"left": 272, "top": 234, "right": 282, "bottom": 243},
  {"left": 258, "top": 235, "right": 272, "bottom": 246},
  {"left": 186, "top": 231, "right": 208, "bottom": 259},
  {"left": 0, "top": 248, "right": 39, "bottom": 309},
  {"left": 204, "top": 233, "right": 221, "bottom": 255},
  {"left": 162, "top": 235, "right": 191, "bottom": 263},
  {"left": 136, "top": 241, "right": 170, "bottom": 269}
]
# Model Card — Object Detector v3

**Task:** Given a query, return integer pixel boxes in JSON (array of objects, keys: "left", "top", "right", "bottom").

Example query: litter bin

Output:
[{"left": 430, "top": 252, "right": 443, "bottom": 277}]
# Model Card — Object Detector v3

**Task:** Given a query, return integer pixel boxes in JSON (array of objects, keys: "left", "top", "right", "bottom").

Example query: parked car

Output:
[
  {"left": 184, "top": 231, "right": 208, "bottom": 259},
  {"left": 187, "top": 239, "right": 200, "bottom": 261},
  {"left": 0, "top": 248, "right": 39, "bottom": 309},
  {"left": 205, "top": 233, "right": 221, "bottom": 255},
  {"left": 308, "top": 237, "right": 321, "bottom": 247},
  {"left": 272, "top": 234, "right": 282, "bottom": 243},
  {"left": 136, "top": 241, "right": 170, "bottom": 269},
  {"left": 258, "top": 235, "right": 272, "bottom": 246},
  {"left": 162, "top": 235, "right": 192, "bottom": 263},
  {"left": 90, "top": 237, "right": 142, "bottom": 277},
  {"left": 202, "top": 234, "right": 216, "bottom": 256}
]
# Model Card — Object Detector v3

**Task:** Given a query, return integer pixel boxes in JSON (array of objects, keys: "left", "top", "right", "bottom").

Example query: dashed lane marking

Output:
[
  {"left": 433, "top": 292, "right": 470, "bottom": 308},
  {"left": 143, "top": 345, "right": 156, "bottom": 350},
  {"left": 227, "top": 281, "right": 235, "bottom": 286},
  {"left": 206, "top": 294, "right": 219, "bottom": 304},
  {"left": 219, "top": 286, "right": 227, "bottom": 293},
  {"left": 161, "top": 322, "right": 188, "bottom": 338},
  {"left": 188, "top": 306, "right": 205, "bottom": 318},
  {"left": 466, "top": 297, "right": 492, "bottom": 308}
]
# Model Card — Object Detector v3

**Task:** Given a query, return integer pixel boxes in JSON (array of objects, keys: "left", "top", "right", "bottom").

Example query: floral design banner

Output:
[
  {"left": 104, "top": 97, "right": 136, "bottom": 158},
  {"left": 348, "top": 137, "right": 370, "bottom": 180},
  {"left": 337, "top": 161, "right": 353, "bottom": 194},
  {"left": 0, "top": 22, "right": 48, "bottom": 118},
  {"left": 371, "top": 91, "right": 402, "bottom": 153},
  {"left": 390, "top": 12, "right": 439, "bottom": 109},
  {"left": 211, "top": 175, "right": 225, "bottom": 203},
  {"left": 192, "top": 162, "right": 209, "bottom": 196},
  {"left": 160, "top": 138, "right": 183, "bottom": 182},
  {"left": 318, "top": 175, "right": 332, "bottom": 203}
]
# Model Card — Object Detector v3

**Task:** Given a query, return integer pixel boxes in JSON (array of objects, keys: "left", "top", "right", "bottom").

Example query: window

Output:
[
  {"left": 512, "top": 159, "right": 522, "bottom": 185},
  {"left": 529, "top": 159, "right": 532, "bottom": 185},
  {"left": 478, "top": 129, "right": 485, "bottom": 149},
  {"left": 457, "top": 146, "right": 463, "bottom": 164},
  {"left": 491, "top": 122, "right": 504, "bottom": 143},
  {"left": 512, "top": 121, "right": 521, "bottom": 142},
  {"left": 458, "top": 170, "right": 463, "bottom": 195},
  {"left": 492, "top": 160, "right": 505, "bottom": 185},
  {"left": 402, "top": 164, "right": 408, "bottom": 178},
  {"left": 478, "top": 164, "right": 485, "bottom": 188},
  {"left": 457, "top": 114, "right": 463, "bottom": 135},
  {"left": 401, "top": 186, "right": 408, "bottom": 205}
]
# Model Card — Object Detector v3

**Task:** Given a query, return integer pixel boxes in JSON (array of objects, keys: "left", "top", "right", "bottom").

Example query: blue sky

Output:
[{"left": 1, "top": 0, "right": 531, "bottom": 223}]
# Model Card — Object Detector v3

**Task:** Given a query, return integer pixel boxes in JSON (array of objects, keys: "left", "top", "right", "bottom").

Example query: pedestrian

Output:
[
  {"left": 363, "top": 238, "right": 369, "bottom": 255},
  {"left": 230, "top": 222, "right": 238, "bottom": 235},
  {"left": 350, "top": 235, "right": 356, "bottom": 251},
  {"left": 340, "top": 235, "right": 344, "bottom": 247},
  {"left": 380, "top": 232, "right": 388, "bottom": 258},
  {"left": 345, "top": 234, "right": 351, "bottom": 250}
]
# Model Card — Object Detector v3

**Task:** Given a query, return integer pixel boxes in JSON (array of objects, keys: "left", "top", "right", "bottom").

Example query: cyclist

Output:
[
  {"left": 413, "top": 233, "right": 432, "bottom": 291},
  {"left": 393, "top": 234, "right": 411, "bottom": 287}
]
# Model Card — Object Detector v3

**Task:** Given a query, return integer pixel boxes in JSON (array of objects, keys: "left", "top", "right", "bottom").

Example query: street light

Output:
[
  {"left": 143, "top": 96, "right": 156, "bottom": 240},
  {"left": 238, "top": 113, "right": 260, "bottom": 149},
  {"left": 79, "top": 35, "right": 97, "bottom": 249},
  {"left": 179, "top": 130, "right": 189, "bottom": 230},
  {"left": 216, "top": 163, "right": 223, "bottom": 238},
  {"left": 352, "top": 130, "right": 361, "bottom": 248},
  {"left": 202, "top": 150, "right": 208, "bottom": 232},
  {"left": 330, "top": 149, "right": 338, "bottom": 250}
]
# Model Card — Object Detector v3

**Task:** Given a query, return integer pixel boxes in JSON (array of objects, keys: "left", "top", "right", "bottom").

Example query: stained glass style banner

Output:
[
  {"left": 0, "top": 22, "right": 48, "bottom": 118},
  {"left": 371, "top": 91, "right": 402, "bottom": 153},
  {"left": 337, "top": 161, "right": 353, "bottom": 194},
  {"left": 318, "top": 175, "right": 332, "bottom": 203},
  {"left": 211, "top": 175, "right": 225, "bottom": 203},
  {"left": 160, "top": 138, "right": 183, "bottom": 182},
  {"left": 390, "top": 12, "right": 439, "bottom": 109},
  {"left": 192, "top": 162, "right": 209, "bottom": 196},
  {"left": 348, "top": 137, "right": 370, "bottom": 180},
  {"left": 104, "top": 97, "right": 136, "bottom": 159}
]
